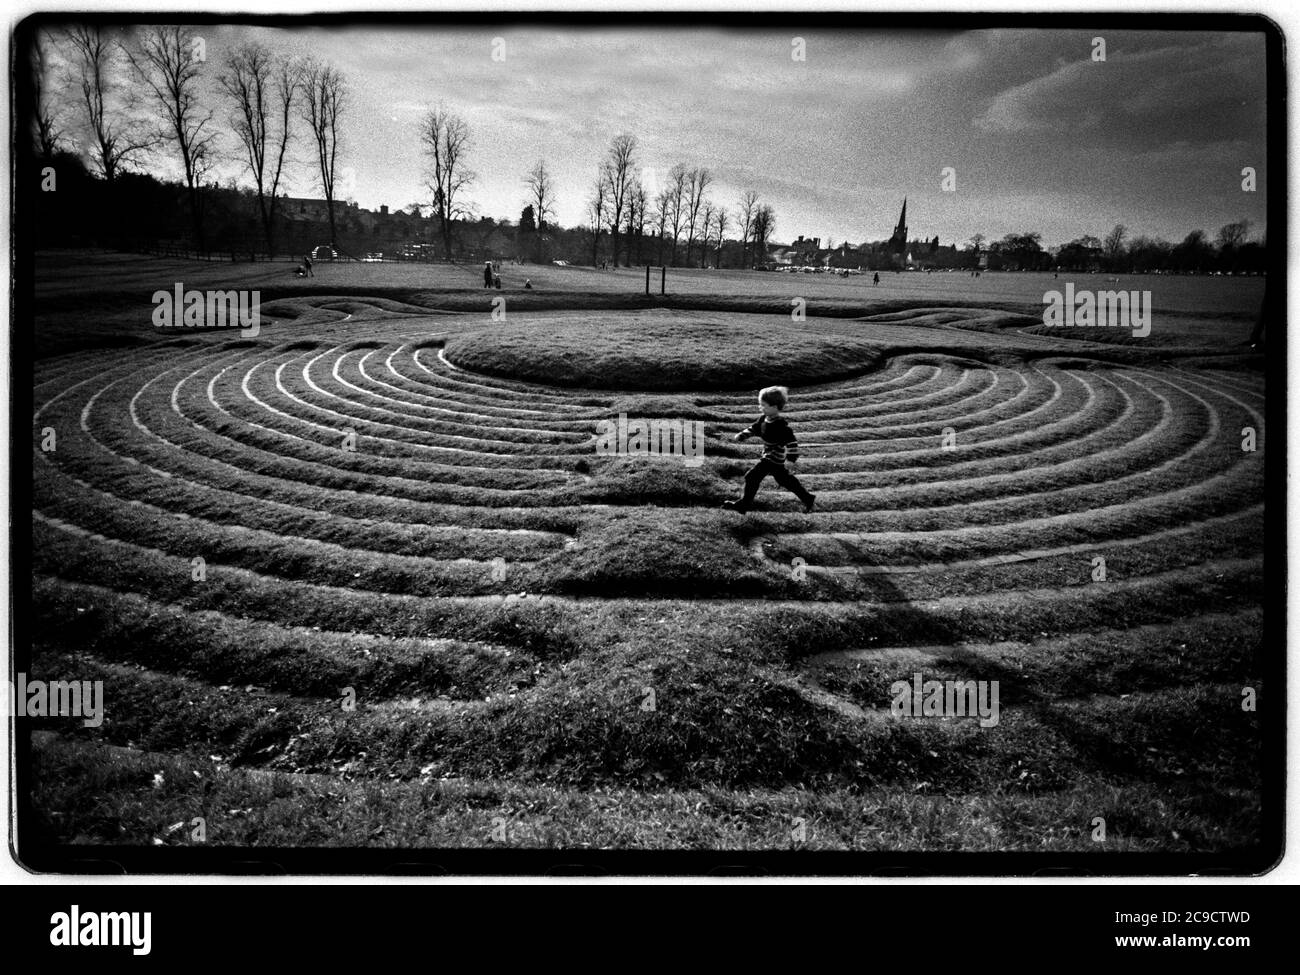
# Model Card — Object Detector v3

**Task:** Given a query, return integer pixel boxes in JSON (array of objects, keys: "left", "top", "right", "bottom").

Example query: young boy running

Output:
[{"left": 722, "top": 385, "right": 816, "bottom": 514}]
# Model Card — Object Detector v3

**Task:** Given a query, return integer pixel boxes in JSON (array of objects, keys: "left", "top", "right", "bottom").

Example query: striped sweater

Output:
[{"left": 738, "top": 415, "right": 800, "bottom": 465}]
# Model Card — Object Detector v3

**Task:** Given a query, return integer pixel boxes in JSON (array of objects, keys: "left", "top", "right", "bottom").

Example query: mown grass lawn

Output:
[{"left": 22, "top": 252, "right": 1270, "bottom": 859}]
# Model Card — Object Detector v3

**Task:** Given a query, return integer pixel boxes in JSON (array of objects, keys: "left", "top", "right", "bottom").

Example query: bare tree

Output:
[
  {"left": 713, "top": 206, "right": 729, "bottom": 269},
  {"left": 666, "top": 164, "right": 688, "bottom": 266},
  {"left": 684, "top": 167, "right": 712, "bottom": 267},
  {"left": 588, "top": 165, "right": 610, "bottom": 266},
  {"left": 65, "top": 24, "right": 154, "bottom": 181},
  {"left": 652, "top": 186, "right": 672, "bottom": 266},
  {"left": 737, "top": 189, "right": 758, "bottom": 269},
  {"left": 624, "top": 178, "right": 648, "bottom": 265},
  {"left": 419, "top": 105, "right": 474, "bottom": 261},
  {"left": 1216, "top": 219, "right": 1251, "bottom": 250},
  {"left": 636, "top": 182, "right": 651, "bottom": 265},
  {"left": 219, "top": 44, "right": 300, "bottom": 258},
  {"left": 1102, "top": 223, "right": 1127, "bottom": 265},
  {"left": 967, "top": 232, "right": 986, "bottom": 252},
  {"left": 699, "top": 201, "right": 715, "bottom": 268},
  {"left": 603, "top": 133, "right": 637, "bottom": 266},
  {"left": 750, "top": 204, "right": 776, "bottom": 264},
  {"left": 126, "top": 26, "right": 219, "bottom": 251},
  {"left": 524, "top": 159, "right": 555, "bottom": 230},
  {"left": 30, "top": 29, "right": 65, "bottom": 159},
  {"left": 301, "top": 59, "right": 347, "bottom": 247},
  {"left": 523, "top": 159, "right": 555, "bottom": 262}
]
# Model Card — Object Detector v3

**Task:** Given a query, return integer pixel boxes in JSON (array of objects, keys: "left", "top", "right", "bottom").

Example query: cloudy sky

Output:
[{"left": 82, "top": 22, "right": 1271, "bottom": 247}]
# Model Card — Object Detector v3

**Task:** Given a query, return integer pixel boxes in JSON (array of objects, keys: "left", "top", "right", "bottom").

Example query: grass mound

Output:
[
  {"left": 443, "top": 311, "right": 884, "bottom": 390},
  {"left": 453, "top": 650, "right": 867, "bottom": 786},
  {"left": 607, "top": 394, "right": 716, "bottom": 419},
  {"left": 537, "top": 508, "right": 776, "bottom": 596},
  {"left": 580, "top": 457, "right": 729, "bottom": 506}
]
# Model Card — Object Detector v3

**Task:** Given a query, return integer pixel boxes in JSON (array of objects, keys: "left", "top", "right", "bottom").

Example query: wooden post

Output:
[
  {"left": 645, "top": 264, "right": 650, "bottom": 295},
  {"left": 660, "top": 266, "right": 666, "bottom": 295}
]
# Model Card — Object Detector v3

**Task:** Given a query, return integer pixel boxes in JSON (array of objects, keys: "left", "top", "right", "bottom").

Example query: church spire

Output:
[{"left": 889, "top": 197, "right": 908, "bottom": 253}]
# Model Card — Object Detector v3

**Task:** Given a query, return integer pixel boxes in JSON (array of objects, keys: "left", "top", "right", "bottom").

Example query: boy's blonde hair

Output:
[{"left": 758, "top": 385, "right": 789, "bottom": 409}]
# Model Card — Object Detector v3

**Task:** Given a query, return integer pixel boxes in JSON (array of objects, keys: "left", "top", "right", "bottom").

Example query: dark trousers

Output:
[{"left": 735, "top": 459, "right": 812, "bottom": 511}]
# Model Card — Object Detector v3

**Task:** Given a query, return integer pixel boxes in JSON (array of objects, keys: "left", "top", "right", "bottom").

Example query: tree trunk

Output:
[
  {"left": 265, "top": 200, "right": 278, "bottom": 261},
  {"left": 187, "top": 181, "right": 205, "bottom": 252},
  {"left": 438, "top": 213, "right": 453, "bottom": 261}
]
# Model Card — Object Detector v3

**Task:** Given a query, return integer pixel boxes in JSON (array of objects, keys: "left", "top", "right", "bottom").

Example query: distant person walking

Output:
[
  {"left": 483, "top": 261, "right": 494, "bottom": 288},
  {"left": 304, "top": 253, "right": 314, "bottom": 278},
  {"left": 873, "top": 272, "right": 879, "bottom": 286}
]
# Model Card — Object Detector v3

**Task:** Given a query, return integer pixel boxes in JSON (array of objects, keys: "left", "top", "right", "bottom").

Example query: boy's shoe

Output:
[
  {"left": 721, "top": 500, "right": 747, "bottom": 513},
  {"left": 803, "top": 494, "right": 817, "bottom": 514}
]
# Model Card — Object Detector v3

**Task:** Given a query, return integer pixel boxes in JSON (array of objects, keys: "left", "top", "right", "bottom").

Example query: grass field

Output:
[{"left": 23, "top": 251, "right": 1268, "bottom": 857}]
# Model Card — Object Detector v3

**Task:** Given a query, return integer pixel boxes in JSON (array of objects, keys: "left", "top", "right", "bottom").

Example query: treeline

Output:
[
  {"left": 971, "top": 223, "right": 1266, "bottom": 275},
  {"left": 19, "top": 22, "right": 779, "bottom": 268},
  {"left": 28, "top": 149, "right": 393, "bottom": 261},
  {"left": 827, "top": 226, "right": 1264, "bottom": 274},
  {"left": 23, "top": 23, "right": 392, "bottom": 260},
  {"left": 25, "top": 145, "right": 773, "bottom": 269},
  {"left": 23, "top": 24, "right": 351, "bottom": 259},
  {"left": 578, "top": 137, "right": 777, "bottom": 269}
]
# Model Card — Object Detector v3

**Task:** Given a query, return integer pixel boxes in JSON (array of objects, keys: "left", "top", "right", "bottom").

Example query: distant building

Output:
[
  {"left": 791, "top": 235, "right": 823, "bottom": 265},
  {"left": 279, "top": 197, "right": 430, "bottom": 247},
  {"left": 282, "top": 197, "right": 335, "bottom": 222}
]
